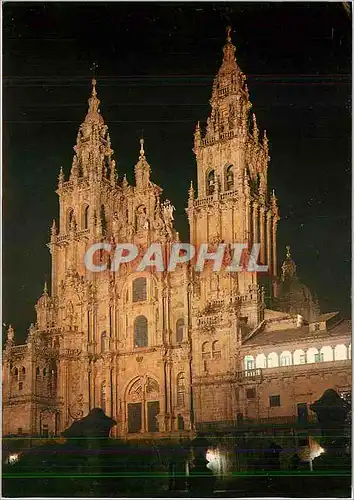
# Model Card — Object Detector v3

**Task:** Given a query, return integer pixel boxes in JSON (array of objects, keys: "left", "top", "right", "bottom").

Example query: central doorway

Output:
[{"left": 127, "top": 377, "right": 160, "bottom": 433}]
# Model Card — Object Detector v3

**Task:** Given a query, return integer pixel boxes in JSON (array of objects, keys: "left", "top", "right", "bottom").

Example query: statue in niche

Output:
[
  {"left": 136, "top": 205, "right": 149, "bottom": 231},
  {"left": 153, "top": 200, "right": 164, "bottom": 230},
  {"left": 162, "top": 200, "right": 175, "bottom": 236},
  {"left": 112, "top": 212, "right": 121, "bottom": 233}
]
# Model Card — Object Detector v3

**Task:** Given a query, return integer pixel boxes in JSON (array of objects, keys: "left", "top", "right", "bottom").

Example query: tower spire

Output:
[
  {"left": 139, "top": 137, "right": 145, "bottom": 160},
  {"left": 219, "top": 25, "right": 238, "bottom": 74},
  {"left": 135, "top": 137, "right": 151, "bottom": 189},
  {"left": 202, "top": 27, "right": 251, "bottom": 143},
  {"left": 71, "top": 78, "right": 113, "bottom": 181}
]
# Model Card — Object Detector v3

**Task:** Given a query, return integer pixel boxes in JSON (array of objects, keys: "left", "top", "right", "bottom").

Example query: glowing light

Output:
[
  {"left": 8, "top": 453, "right": 20, "bottom": 465},
  {"left": 310, "top": 446, "right": 325, "bottom": 460},
  {"left": 205, "top": 447, "right": 226, "bottom": 474},
  {"left": 206, "top": 449, "right": 216, "bottom": 463}
]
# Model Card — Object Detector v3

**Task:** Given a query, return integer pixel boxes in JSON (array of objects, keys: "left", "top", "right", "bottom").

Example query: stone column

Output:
[
  {"left": 142, "top": 376, "right": 147, "bottom": 433},
  {"left": 259, "top": 205, "right": 265, "bottom": 264},
  {"left": 266, "top": 211, "right": 272, "bottom": 274},
  {"left": 252, "top": 201, "right": 259, "bottom": 245},
  {"left": 272, "top": 217, "right": 278, "bottom": 277},
  {"left": 107, "top": 365, "right": 112, "bottom": 417},
  {"left": 245, "top": 198, "right": 251, "bottom": 243}
]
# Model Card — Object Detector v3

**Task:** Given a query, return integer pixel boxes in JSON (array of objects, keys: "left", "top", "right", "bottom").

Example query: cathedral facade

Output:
[{"left": 3, "top": 31, "right": 351, "bottom": 439}]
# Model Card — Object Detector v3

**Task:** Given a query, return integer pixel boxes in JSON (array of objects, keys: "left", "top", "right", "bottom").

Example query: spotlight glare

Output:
[{"left": 8, "top": 453, "right": 20, "bottom": 465}]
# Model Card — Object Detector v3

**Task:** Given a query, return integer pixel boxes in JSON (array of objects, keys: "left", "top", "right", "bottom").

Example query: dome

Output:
[{"left": 276, "top": 246, "right": 320, "bottom": 322}]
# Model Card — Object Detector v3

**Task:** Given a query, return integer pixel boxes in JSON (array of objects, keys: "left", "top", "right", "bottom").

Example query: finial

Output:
[
  {"left": 7, "top": 324, "right": 14, "bottom": 342},
  {"left": 188, "top": 180, "right": 195, "bottom": 201},
  {"left": 91, "top": 78, "right": 97, "bottom": 97},
  {"left": 27, "top": 322, "right": 36, "bottom": 341},
  {"left": 43, "top": 281, "right": 48, "bottom": 294},
  {"left": 226, "top": 26, "right": 232, "bottom": 43},
  {"left": 139, "top": 137, "right": 145, "bottom": 159},
  {"left": 110, "top": 159, "right": 117, "bottom": 186},
  {"left": 58, "top": 166, "right": 64, "bottom": 184},
  {"left": 286, "top": 245, "right": 291, "bottom": 259},
  {"left": 252, "top": 113, "right": 258, "bottom": 139},
  {"left": 281, "top": 245, "right": 296, "bottom": 280}
]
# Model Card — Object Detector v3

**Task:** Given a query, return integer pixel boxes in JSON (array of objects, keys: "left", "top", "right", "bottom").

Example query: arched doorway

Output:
[{"left": 126, "top": 376, "right": 160, "bottom": 434}]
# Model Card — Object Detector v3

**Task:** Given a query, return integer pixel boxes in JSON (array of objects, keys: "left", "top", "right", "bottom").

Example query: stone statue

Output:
[
  {"left": 163, "top": 200, "right": 175, "bottom": 237},
  {"left": 136, "top": 205, "right": 148, "bottom": 231},
  {"left": 163, "top": 200, "right": 175, "bottom": 223},
  {"left": 112, "top": 212, "right": 121, "bottom": 233}
]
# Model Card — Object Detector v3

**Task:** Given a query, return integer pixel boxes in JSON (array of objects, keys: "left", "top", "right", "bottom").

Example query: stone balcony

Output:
[{"left": 235, "top": 368, "right": 263, "bottom": 382}]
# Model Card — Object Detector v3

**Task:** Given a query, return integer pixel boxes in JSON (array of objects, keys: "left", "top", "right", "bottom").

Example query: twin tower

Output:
[{"left": 3, "top": 29, "right": 280, "bottom": 437}]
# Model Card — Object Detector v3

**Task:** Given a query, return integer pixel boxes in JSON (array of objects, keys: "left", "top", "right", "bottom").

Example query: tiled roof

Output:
[{"left": 243, "top": 318, "right": 352, "bottom": 347}]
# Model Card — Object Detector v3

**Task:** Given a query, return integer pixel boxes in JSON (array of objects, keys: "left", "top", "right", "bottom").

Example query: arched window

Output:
[
  {"left": 43, "top": 367, "right": 47, "bottom": 377},
  {"left": 36, "top": 367, "right": 40, "bottom": 379},
  {"left": 207, "top": 170, "right": 215, "bottom": 195},
  {"left": 225, "top": 165, "right": 234, "bottom": 191},
  {"left": 280, "top": 351, "right": 292, "bottom": 366},
  {"left": 100, "top": 381, "right": 106, "bottom": 411},
  {"left": 212, "top": 340, "right": 221, "bottom": 360},
  {"left": 83, "top": 205, "right": 89, "bottom": 229},
  {"left": 177, "top": 373, "right": 186, "bottom": 407},
  {"left": 19, "top": 367, "right": 26, "bottom": 381},
  {"left": 100, "top": 205, "right": 107, "bottom": 234},
  {"left": 67, "top": 208, "right": 74, "bottom": 232},
  {"left": 293, "top": 349, "right": 306, "bottom": 365},
  {"left": 202, "top": 342, "right": 211, "bottom": 359},
  {"left": 267, "top": 352, "right": 279, "bottom": 368},
  {"left": 306, "top": 347, "right": 319, "bottom": 364},
  {"left": 133, "top": 277, "right": 147, "bottom": 303},
  {"left": 334, "top": 344, "right": 347, "bottom": 361},
  {"left": 13, "top": 367, "right": 19, "bottom": 379},
  {"left": 46, "top": 362, "right": 57, "bottom": 395},
  {"left": 101, "top": 331, "right": 107, "bottom": 353},
  {"left": 134, "top": 315, "right": 148, "bottom": 348},
  {"left": 244, "top": 355, "right": 255, "bottom": 371},
  {"left": 176, "top": 318, "right": 184, "bottom": 343},
  {"left": 320, "top": 346, "right": 333, "bottom": 362},
  {"left": 177, "top": 414, "right": 185, "bottom": 431},
  {"left": 255, "top": 353, "right": 267, "bottom": 368}
]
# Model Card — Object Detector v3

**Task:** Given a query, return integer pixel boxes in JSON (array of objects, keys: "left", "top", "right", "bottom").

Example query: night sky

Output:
[{"left": 3, "top": 3, "right": 351, "bottom": 342}]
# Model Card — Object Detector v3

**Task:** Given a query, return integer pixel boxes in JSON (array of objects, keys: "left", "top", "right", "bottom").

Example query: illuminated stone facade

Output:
[{"left": 3, "top": 30, "right": 351, "bottom": 438}]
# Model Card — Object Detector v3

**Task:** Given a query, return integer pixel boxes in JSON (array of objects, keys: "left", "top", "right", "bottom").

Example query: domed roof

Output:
[{"left": 276, "top": 246, "right": 320, "bottom": 322}]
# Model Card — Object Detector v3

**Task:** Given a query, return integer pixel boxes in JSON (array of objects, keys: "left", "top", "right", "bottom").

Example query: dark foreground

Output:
[{"left": 2, "top": 439, "right": 351, "bottom": 498}]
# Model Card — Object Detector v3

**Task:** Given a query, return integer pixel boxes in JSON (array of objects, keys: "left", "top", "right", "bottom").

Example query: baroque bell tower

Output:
[{"left": 187, "top": 28, "right": 279, "bottom": 285}]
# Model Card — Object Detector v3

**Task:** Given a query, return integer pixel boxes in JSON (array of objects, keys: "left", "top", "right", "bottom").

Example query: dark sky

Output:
[{"left": 3, "top": 2, "right": 351, "bottom": 342}]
